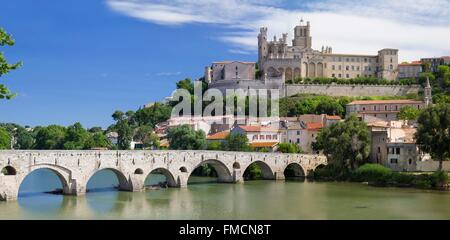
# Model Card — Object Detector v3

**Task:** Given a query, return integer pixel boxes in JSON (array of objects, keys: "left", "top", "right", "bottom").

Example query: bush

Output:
[
  {"left": 351, "top": 164, "right": 392, "bottom": 185},
  {"left": 391, "top": 172, "right": 415, "bottom": 186},
  {"left": 313, "top": 164, "right": 350, "bottom": 181},
  {"left": 430, "top": 170, "right": 449, "bottom": 187},
  {"left": 413, "top": 174, "right": 433, "bottom": 189}
]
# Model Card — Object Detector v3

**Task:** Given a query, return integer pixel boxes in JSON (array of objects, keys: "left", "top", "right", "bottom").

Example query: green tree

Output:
[
  {"left": 313, "top": 115, "right": 371, "bottom": 173},
  {"left": 14, "top": 127, "right": 34, "bottom": 149},
  {"left": 222, "top": 133, "right": 252, "bottom": 152},
  {"left": 399, "top": 105, "right": 421, "bottom": 121},
  {"left": 415, "top": 104, "right": 450, "bottom": 171},
  {"left": 63, "top": 122, "right": 90, "bottom": 150},
  {"left": 88, "top": 126, "right": 103, "bottom": 133},
  {"left": 0, "top": 28, "right": 22, "bottom": 100},
  {"left": 85, "top": 132, "right": 111, "bottom": 149},
  {"left": 419, "top": 72, "right": 436, "bottom": 86},
  {"left": 134, "top": 103, "right": 172, "bottom": 127},
  {"left": 134, "top": 125, "right": 159, "bottom": 149},
  {"left": 167, "top": 125, "right": 206, "bottom": 150},
  {"left": 0, "top": 127, "right": 11, "bottom": 149},
  {"left": 116, "top": 119, "right": 133, "bottom": 150},
  {"left": 278, "top": 143, "right": 302, "bottom": 153},
  {"left": 34, "top": 125, "right": 66, "bottom": 149},
  {"left": 112, "top": 110, "right": 125, "bottom": 121},
  {"left": 207, "top": 141, "right": 222, "bottom": 150}
]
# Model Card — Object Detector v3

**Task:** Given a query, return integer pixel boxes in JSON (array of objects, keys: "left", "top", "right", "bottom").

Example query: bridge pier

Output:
[
  {"left": 233, "top": 169, "right": 243, "bottom": 183},
  {"left": 274, "top": 171, "right": 285, "bottom": 181}
]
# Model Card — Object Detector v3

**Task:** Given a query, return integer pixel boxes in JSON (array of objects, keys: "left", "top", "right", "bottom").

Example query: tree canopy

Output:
[
  {"left": 0, "top": 28, "right": 22, "bottom": 100},
  {"left": 221, "top": 132, "right": 252, "bottom": 152},
  {"left": 313, "top": 115, "right": 371, "bottom": 172},
  {"left": 167, "top": 124, "right": 206, "bottom": 150},
  {"left": 0, "top": 127, "right": 11, "bottom": 149},
  {"left": 415, "top": 104, "right": 450, "bottom": 170}
]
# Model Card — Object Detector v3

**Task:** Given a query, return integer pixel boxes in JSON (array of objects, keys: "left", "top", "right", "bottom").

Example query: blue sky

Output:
[{"left": 1, "top": 0, "right": 449, "bottom": 128}]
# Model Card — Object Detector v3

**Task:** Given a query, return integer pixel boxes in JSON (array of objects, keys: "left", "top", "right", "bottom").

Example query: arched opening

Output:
[
  {"left": 310, "top": 164, "right": 326, "bottom": 178},
  {"left": 134, "top": 168, "right": 144, "bottom": 174},
  {"left": 179, "top": 166, "right": 188, "bottom": 173},
  {"left": 317, "top": 63, "right": 324, "bottom": 77},
  {"left": 17, "top": 168, "right": 68, "bottom": 212},
  {"left": 243, "top": 161, "right": 274, "bottom": 180},
  {"left": 284, "top": 163, "right": 306, "bottom": 181},
  {"left": 294, "top": 67, "right": 301, "bottom": 79},
  {"left": 1, "top": 166, "right": 16, "bottom": 176},
  {"left": 86, "top": 168, "right": 130, "bottom": 193},
  {"left": 285, "top": 67, "right": 293, "bottom": 81},
  {"left": 233, "top": 162, "right": 241, "bottom": 169},
  {"left": 308, "top": 62, "right": 316, "bottom": 78},
  {"left": 188, "top": 159, "right": 232, "bottom": 184},
  {"left": 144, "top": 168, "right": 176, "bottom": 189}
]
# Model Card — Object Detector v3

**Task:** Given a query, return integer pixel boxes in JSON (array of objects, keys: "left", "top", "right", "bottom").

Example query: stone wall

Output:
[{"left": 284, "top": 84, "right": 421, "bottom": 97}]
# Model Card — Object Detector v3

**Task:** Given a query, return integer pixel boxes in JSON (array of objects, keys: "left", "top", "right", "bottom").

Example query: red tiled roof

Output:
[
  {"left": 237, "top": 125, "right": 279, "bottom": 132},
  {"left": 348, "top": 100, "right": 424, "bottom": 105},
  {"left": 326, "top": 115, "right": 341, "bottom": 120},
  {"left": 250, "top": 142, "right": 279, "bottom": 148},
  {"left": 207, "top": 131, "right": 229, "bottom": 140},
  {"left": 306, "top": 122, "right": 324, "bottom": 130}
]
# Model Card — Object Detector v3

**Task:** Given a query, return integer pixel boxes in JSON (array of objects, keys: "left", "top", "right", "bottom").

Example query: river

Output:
[{"left": 2, "top": 169, "right": 450, "bottom": 220}]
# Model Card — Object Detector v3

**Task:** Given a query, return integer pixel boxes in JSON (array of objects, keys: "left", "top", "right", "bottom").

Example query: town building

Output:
[
  {"left": 258, "top": 20, "right": 399, "bottom": 81},
  {"left": 346, "top": 99, "right": 426, "bottom": 122},
  {"left": 231, "top": 125, "right": 281, "bottom": 152},
  {"left": 279, "top": 114, "right": 341, "bottom": 153},
  {"left": 398, "top": 61, "right": 422, "bottom": 79},
  {"left": 368, "top": 121, "right": 429, "bottom": 171},
  {"left": 421, "top": 56, "right": 450, "bottom": 72}
]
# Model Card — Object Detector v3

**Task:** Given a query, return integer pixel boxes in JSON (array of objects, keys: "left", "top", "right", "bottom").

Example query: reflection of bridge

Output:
[{"left": 0, "top": 150, "right": 327, "bottom": 201}]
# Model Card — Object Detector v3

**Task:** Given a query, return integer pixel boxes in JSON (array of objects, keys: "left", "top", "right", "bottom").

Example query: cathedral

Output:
[
  {"left": 204, "top": 20, "right": 401, "bottom": 94},
  {"left": 258, "top": 20, "right": 399, "bottom": 81}
]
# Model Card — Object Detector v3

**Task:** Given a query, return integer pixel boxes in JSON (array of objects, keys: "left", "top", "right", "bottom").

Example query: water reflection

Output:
[{"left": 5, "top": 173, "right": 450, "bottom": 219}]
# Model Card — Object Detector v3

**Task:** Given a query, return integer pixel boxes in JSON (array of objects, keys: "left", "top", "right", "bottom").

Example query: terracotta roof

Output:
[
  {"left": 250, "top": 142, "right": 279, "bottom": 148},
  {"left": 306, "top": 122, "right": 324, "bottom": 130},
  {"left": 207, "top": 131, "right": 230, "bottom": 140},
  {"left": 237, "top": 125, "right": 279, "bottom": 132},
  {"left": 348, "top": 100, "right": 424, "bottom": 105},
  {"left": 326, "top": 115, "right": 341, "bottom": 120}
]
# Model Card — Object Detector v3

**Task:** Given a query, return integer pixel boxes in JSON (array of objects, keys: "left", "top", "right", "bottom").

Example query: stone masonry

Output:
[{"left": 0, "top": 150, "right": 327, "bottom": 201}]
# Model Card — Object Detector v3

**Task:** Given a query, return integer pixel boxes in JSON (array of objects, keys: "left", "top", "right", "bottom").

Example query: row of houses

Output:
[{"left": 398, "top": 56, "right": 450, "bottom": 79}]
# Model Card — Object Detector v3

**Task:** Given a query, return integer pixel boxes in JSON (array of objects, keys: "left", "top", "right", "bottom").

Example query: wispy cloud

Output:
[
  {"left": 106, "top": 0, "right": 450, "bottom": 61},
  {"left": 156, "top": 71, "right": 181, "bottom": 76}
]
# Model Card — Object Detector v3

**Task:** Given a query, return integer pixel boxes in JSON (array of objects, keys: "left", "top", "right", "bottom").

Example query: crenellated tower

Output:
[
  {"left": 258, "top": 27, "right": 268, "bottom": 68},
  {"left": 292, "top": 20, "right": 312, "bottom": 50}
]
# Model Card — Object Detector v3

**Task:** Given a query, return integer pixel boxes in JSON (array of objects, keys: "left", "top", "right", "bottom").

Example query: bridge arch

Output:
[
  {"left": 283, "top": 163, "right": 306, "bottom": 178},
  {"left": 242, "top": 161, "right": 275, "bottom": 180},
  {"left": 145, "top": 167, "right": 177, "bottom": 187},
  {"left": 1, "top": 166, "right": 17, "bottom": 176},
  {"left": 189, "top": 159, "right": 233, "bottom": 183},
  {"left": 86, "top": 168, "right": 131, "bottom": 192},
  {"left": 18, "top": 166, "right": 72, "bottom": 197}
]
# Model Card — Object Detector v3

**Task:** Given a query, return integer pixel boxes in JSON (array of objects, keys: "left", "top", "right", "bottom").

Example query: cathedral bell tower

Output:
[
  {"left": 292, "top": 19, "right": 312, "bottom": 50},
  {"left": 424, "top": 76, "right": 432, "bottom": 106}
]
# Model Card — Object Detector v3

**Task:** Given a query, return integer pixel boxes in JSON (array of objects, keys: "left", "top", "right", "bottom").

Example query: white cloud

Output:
[
  {"left": 156, "top": 71, "right": 181, "bottom": 76},
  {"left": 106, "top": 0, "right": 450, "bottom": 61}
]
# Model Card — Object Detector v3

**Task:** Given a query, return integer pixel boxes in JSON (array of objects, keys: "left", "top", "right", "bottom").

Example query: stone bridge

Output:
[{"left": 0, "top": 150, "right": 327, "bottom": 201}]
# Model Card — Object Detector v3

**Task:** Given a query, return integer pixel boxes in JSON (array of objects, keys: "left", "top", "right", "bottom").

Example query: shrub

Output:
[
  {"left": 430, "top": 171, "right": 449, "bottom": 187},
  {"left": 413, "top": 174, "right": 433, "bottom": 189},
  {"left": 391, "top": 172, "right": 415, "bottom": 186},
  {"left": 351, "top": 164, "right": 392, "bottom": 185},
  {"left": 313, "top": 164, "right": 350, "bottom": 181}
]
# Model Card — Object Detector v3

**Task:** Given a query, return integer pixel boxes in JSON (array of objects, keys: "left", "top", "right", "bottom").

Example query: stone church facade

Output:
[{"left": 258, "top": 20, "right": 399, "bottom": 81}]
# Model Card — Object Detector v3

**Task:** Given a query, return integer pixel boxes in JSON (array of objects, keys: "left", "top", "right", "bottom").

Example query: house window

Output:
[
  {"left": 346, "top": 66, "right": 349, "bottom": 71},
  {"left": 408, "top": 158, "right": 412, "bottom": 165},
  {"left": 253, "top": 135, "right": 258, "bottom": 140},
  {"left": 378, "top": 147, "right": 381, "bottom": 153},
  {"left": 390, "top": 158, "right": 398, "bottom": 164},
  {"left": 396, "top": 147, "right": 400, "bottom": 154},
  {"left": 351, "top": 66, "right": 355, "bottom": 71},
  {"left": 332, "top": 65, "right": 335, "bottom": 70},
  {"left": 296, "top": 139, "right": 300, "bottom": 143},
  {"left": 338, "top": 66, "right": 342, "bottom": 70},
  {"left": 346, "top": 74, "right": 349, "bottom": 78},
  {"left": 332, "top": 74, "right": 336, "bottom": 77},
  {"left": 297, "top": 131, "right": 300, "bottom": 135},
  {"left": 260, "top": 135, "right": 265, "bottom": 140},
  {"left": 338, "top": 74, "right": 342, "bottom": 78},
  {"left": 273, "top": 135, "right": 278, "bottom": 140},
  {"left": 266, "top": 135, "right": 272, "bottom": 140}
]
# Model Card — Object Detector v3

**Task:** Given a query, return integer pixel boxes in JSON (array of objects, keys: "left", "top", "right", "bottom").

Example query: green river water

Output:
[{"left": 2, "top": 170, "right": 450, "bottom": 220}]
